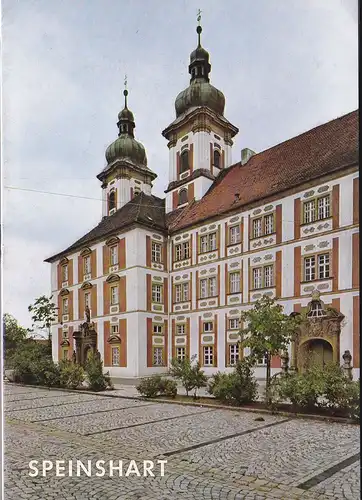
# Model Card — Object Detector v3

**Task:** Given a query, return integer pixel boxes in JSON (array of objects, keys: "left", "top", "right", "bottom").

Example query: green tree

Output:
[
  {"left": 169, "top": 355, "right": 207, "bottom": 399},
  {"left": 28, "top": 295, "right": 58, "bottom": 352},
  {"left": 3, "top": 313, "right": 28, "bottom": 364},
  {"left": 239, "top": 295, "right": 301, "bottom": 405}
]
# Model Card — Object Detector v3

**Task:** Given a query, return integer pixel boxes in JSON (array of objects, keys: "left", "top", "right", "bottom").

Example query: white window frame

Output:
[
  {"left": 111, "top": 324, "right": 119, "bottom": 335},
  {"left": 63, "top": 349, "right": 69, "bottom": 361},
  {"left": 203, "top": 346, "right": 214, "bottom": 366},
  {"left": 209, "top": 276, "right": 217, "bottom": 297},
  {"left": 203, "top": 322, "right": 213, "bottom": 333},
  {"left": 176, "top": 346, "right": 186, "bottom": 361},
  {"left": 183, "top": 241, "right": 190, "bottom": 259},
  {"left": 176, "top": 324, "right": 186, "bottom": 335},
  {"left": 175, "top": 284, "right": 182, "bottom": 303},
  {"left": 229, "top": 225, "right": 241, "bottom": 245},
  {"left": 304, "top": 256, "right": 316, "bottom": 282},
  {"left": 153, "top": 324, "right": 163, "bottom": 335},
  {"left": 317, "top": 196, "right": 330, "bottom": 220},
  {"left": 152, "top": 284, "right": 163, "bottom": 303},
  {"left": 84, "top": 292, "right": 91, "bottom": 309},
  {"left": 83, "top": 255, "right": 91, "bottom": 275},
  {"left": 264, "top": 214, "right": 274, "bottom": 235},
  {"left": 62, "top": 265, "right": 68, "bottom": 282},
  {"left": 200, "top": 278, "right": 208, "bottom": 299},
  {"left": 252, "top": 268, "right": 263, "bottom": 289},
  {"left": 229, "top": 318, "right": 239, "bottom": 330},
  {"left": 264, "top": 265, "right": 274, "bottom": 288},
  {"left": 151, "top": 242, "right": 162, "bottom": 263},
  {"left": 182, "top": 282, "right": 189, "bottom": 302},
  {"left": 110, "top": 285, "right": 119, "bottom": 305},
  {"left": 209, "top": 232, "right": 217, "bottom": 251},
  {"left": 252, "top": 218, "right": 262, "bottom": 238},
  {"left": 62, "top": 297, "right": 69, "bottom": 315},
  {"left": 153, "top": 347, "right": 163, "bottom": 366},
  {"left": 175, "top": 244, "right": 183, "bottom": 261},
  {"left": 229, "top": 344, "right": 239, "bottom": 366},
  {"left": 111, "top": 346, "right": 120, "bottom": 366},
  {"left": 318, "top": 253, "right": 330, "bottom": 279},
  {"left": 229, "top": 272, "right": 241, "bottom": 294},
  {"left": 200, "top": 235, "right": 208, "bottom": 253}
]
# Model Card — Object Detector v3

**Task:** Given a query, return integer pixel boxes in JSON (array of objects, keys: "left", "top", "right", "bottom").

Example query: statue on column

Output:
[{"left": 85, "top": 305, "right": 91, "bottom": 324}]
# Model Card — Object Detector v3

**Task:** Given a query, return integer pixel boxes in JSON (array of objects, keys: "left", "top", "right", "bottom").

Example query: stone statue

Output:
[
  {"left": 85, "top": 306, "right": 91, "bottom": 323},
  {"left": 72, "top": 350, "right": 77, "bottom": 364},
  {"left": 342, "top": 350, "right": 353, "bottom": 380},
  {"left": 96, "top": 350, "right": 101, "bottom": 361}
]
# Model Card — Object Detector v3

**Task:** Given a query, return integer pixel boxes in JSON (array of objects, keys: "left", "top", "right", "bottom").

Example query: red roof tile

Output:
[{"left": 168, "top": 110, "right": 358, "bottom": 232}]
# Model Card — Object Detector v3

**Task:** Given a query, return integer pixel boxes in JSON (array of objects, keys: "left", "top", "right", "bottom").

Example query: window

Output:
[
  {"left": 110, "top": 245, "right": 118, "bottom": 266},
  {"left": 264, "top": 214, "right": 274, "bottom": 235},
  {"left": 229, "top": 272, "right": 241, "bottom": 294},
  {"left": 176, "top": 324, "right": 186, "bottom": 335},
  {"left": 200, "top": 277, "right": 218, "bottom": 298},
  {"left": 83, "top": 256, "right": 91, "bottom": 275},
  {"left": 62, "top": 329, "right": 68, "bottom": 339},
  {"left": 264, "top": 265, "right": 274, "bottom": 288},
  {"left": 229, "top": 344, "right": 239, "bottom": 366},
  {"left": 175, "top": 241, "right": 190, "bottom": 262},
  {"left": 213, "top": 149, "right": 221, "bottom": 168},
  {"left": 63, "top": 349, "right": 69, "bottom": 360},
  {"left": 152, "top": 284, "right": 163, "bottom": 303},
  {"left": 199, "top": 232, "right": 217, "bottom": 253},
  {"left": 175, "top": 283, "right": 189, "bottom": 303},
  {"left": 229, "top": 318, "right": 239, "bottom": 330},
  {"left": 178, "top": 189, "right": 188, "bottom": 206},
  {"left": 252, "top": 214, "right": 276, "bottom": 239},
  {"left": 62, "top": 265, "right": 68, "bottom": 282},
  {"left": 62, "top": 297, "right": 69, "bottom": 315},
  {"left": 304, "top": 254, "right": 330, "bottom": 281},
  {"left": 110, "top": 285, "right": 119, "bottom": 305},
  {"left": 203, "top": 346, "right": 213, "bottom": 366},
  {"left": 252, "top": 268, "right": 262, "bottom": 289},
  {"left": 256, "top": 352, "right": 267, "bottom": 365},
  {"left": 318, "top": 253, "right": 330, "bottom": 279},
  {"left": 153, "top": 324, "right": 163, "bottom": 335},
  {"left": 253, "top": 218, "right": 262, "bottom": 238},
  {"left": 109, "top": 191, "right": 116, "bottom": 212},
  {"left": 229, "top": 225, "right": 241, "bottom": 245},
  {"left": 111, "top": 324, "right": 119, "bottom": 336},
  {"left": 111, "top": 347, "right": 120, "bottom": 366},
  {"left": 84, "top": 292, "right": 91, "bottom": 309},
  {"left": 176, "top": 347, "right": 186, "bottom": 361},
  {"left": 151, "top": 242, "right": 162, "bottom": 263},
  {"left": 252, "top": 266, "right": 274, "bottom": 289},
  {"left": 180, "top": 150, "right": 189, "bottom": 173},
  {"left": 203, "top": 322, "right": 213, "bottom": 333},
  {"left": 304, "top": 256, "right": 316, "bottom": 281},
  {"left": 303, "top": 195, "right": 331, "bottom": 224},
  {"left": 153, "top": 348, "right": 163, "bottom": 366}
]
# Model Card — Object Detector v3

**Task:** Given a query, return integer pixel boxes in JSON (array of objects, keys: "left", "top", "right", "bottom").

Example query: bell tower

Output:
[
  {"left": 162, "top": 13, "right": 239, "bottom": 214},
  {"left": 97, "top": 78, "right": 157, "bottom": 217}
]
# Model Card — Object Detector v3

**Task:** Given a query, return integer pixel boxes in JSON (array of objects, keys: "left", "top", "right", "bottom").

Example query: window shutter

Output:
[
  {"left": 78, "top": 255, "right": 83, "bottom": 283},
  {"left": 103, "top": 245, "right": 109, "bottom": 275},
  {"left": 103, "top": 281, "right": 110, "bottom": 315},
  {"left": 91, "top": 250, "right": 97, "bottom": 279},
  {"left": 146, "top": 236, "right": 151, "bottom": 267}
]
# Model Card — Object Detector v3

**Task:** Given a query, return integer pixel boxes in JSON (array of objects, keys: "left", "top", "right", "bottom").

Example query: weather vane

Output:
[
  {"left": 124, "top": 74, "right": 128, "bottom": 91},
  {"left": 197, "top": 9, "right": 202, "bottom": 25}
]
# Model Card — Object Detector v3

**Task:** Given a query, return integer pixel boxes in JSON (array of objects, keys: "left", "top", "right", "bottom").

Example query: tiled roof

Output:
[
  {"left": 45, "top": 192, "right": 166, "bottom": 262},
  {"left": 165, "top": 169, "right": 215, "bottom": 192},
  {"left": 168, "top": 110, "right": 358, "bottom": 232}
]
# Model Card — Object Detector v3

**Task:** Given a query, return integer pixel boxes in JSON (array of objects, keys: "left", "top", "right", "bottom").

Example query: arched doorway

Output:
[{"left": 300, "top": 338, "right": 333, "bottom": 370}]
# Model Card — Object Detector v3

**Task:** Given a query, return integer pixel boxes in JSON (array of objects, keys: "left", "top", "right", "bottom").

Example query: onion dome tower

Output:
[
  {"left": 162, "top": 12, "right": 239, "bottom": 214},
  {"left": 97, "top": 80, "right": 157, "bottom": 217}
]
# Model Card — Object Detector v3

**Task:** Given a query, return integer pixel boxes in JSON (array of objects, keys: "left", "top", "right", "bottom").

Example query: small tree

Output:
[
  {"left": 28, "top": 295, "right": 58, "bottom": 353},
  {"left": 239, "top": 295, "right": 301, "bottom": 405},
  {"left": 169, "top": 355, "right": 207, "bottom": 398},
  {"left": 3, "top": 314, "right": 28, "bottom": 365}
]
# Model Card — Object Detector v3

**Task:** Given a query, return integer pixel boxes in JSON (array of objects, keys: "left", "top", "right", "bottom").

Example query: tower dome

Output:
[
  {"left": 105, "top": 89, "right": 147, "bottom": 168},
  {"left": 174, "top": 24, "right": 225, "bottom": 118}
]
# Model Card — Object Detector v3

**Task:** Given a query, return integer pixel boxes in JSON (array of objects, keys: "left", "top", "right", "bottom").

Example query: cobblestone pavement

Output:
[{"left": 4, "top": 384, "right": 360, "bottom": 500}]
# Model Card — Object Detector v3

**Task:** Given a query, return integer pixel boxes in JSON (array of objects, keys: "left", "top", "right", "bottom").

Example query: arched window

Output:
[
  {"left": 180, "top": 150, "right": 189, "bottom": 173},
  {"left": 213, "top": 149, "right": 221, "bottom": 169},
  {"left": 109, "top": 191, "right": 116, "bottom": 213},
  {"left": 178, "top": 189, "right": 188, "bottom": 206}
]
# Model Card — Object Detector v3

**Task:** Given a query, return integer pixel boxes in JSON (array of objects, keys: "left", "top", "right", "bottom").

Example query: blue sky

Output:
[{"left": 3, "top": 0, "right": 358, "bottom": 328}]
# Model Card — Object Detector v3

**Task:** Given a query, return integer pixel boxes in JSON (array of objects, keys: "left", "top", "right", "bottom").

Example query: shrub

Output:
[
  {"left": 169, "top": 355, "right": 207, "bottom": 398},
  {"left": 12, "top": 342, "right": 59, "bottom": 386},
  {"left": 85, "top": 352, "right": 113, "bottom": 391},
  {"left": 136, "top": 376, "right": 178, "bottom": 398},
  {"left": 208, "top": 359, "right": 258, "bottom": 405},
  {"left": 59, "top": 360, "right": 85, "bottom": 389}
]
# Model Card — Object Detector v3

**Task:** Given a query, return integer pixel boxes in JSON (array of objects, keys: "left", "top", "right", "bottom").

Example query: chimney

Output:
[{"left": 241, "top": 148, "right": 256, "bottom": 166}]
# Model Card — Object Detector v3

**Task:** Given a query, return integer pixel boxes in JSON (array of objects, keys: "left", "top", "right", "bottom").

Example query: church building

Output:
[{"left": 45, "top": 22, "right": 359, "bottom": 380}]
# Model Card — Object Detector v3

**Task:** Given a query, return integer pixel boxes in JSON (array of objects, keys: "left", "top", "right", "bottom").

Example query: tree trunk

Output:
[
  {"left": 48, "top": 327, "right": 52, "bottom": 354},
  {"left": 265, "top": 352, "right": 271, "bottom": 406}
]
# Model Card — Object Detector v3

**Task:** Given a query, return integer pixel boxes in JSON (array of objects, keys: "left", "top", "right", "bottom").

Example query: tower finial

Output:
[
  {"left": 123, "top": 74, "right": 128, "bottom": 108},
  {"left": 196, "top": 9, "right": 202, "bottom": 46}
]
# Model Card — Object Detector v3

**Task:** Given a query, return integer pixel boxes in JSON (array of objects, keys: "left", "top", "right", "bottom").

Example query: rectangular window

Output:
[
  {"left": 111, "top": 324, "right": 119, "bottom": 336},
  {"left": 203, "top": 322, "right": 213, "bottom": 333},
  {"left": 200, "top": 233, "right": 217, "bottom": 253},
  {"left": 62, "top": 297, "right": 69, "bottom": 315},
  {"left": 264, "top": 265, "right": 274, "bottom": 288},
  {"left": 229, "top": 318, "right": 239, "bottom": 330},
  {"left": 153, "top": 324, "right": 163, "bottom": 335},
  {"left": 253, "top": 218, "right": 262, "bottom": 238},
  {"left": 256, "top": 352, "right": 267, "bottom": 365},
  {"left": 84, "top": 292, "right": 91, "bottom": 309},
  {"left": 110, "top": 245, "right": 118, "bottom": 266},
  {"left": 229, "top": 344, "right": 239, "bottom": 366},
  {"left": 152, "top": 284, "right": 162, "bottom": 303},
  {"left": 264, "top": 214, "right": 274, "bottom": 235},
  {"left": 183, "top": 241, "right": 190, "bottom": 259},
  {"left": 63, "top": 349, "right": 69, "bottom": 360},
  {"left": 153, "top": 348, "right": 163, "bottom": 366},
  {"left": 229, "top": 225, "right": 241, "bottom": 245},
  {"left": 176, "top": 324, "right": 186, "bottom": 335},
  {"left": 229, "top": 272, "right": 241, "bottom": 293},
  {"left": 304, "top": 200, "right": 316, "bottom": 224},
  {"left": 175, "top": 284, "right": 182, "bottom": 303},
  {"left": 111, "top": 347, "right": 120, "bottom": 366},
  {"left": 175, "top": 244, "right": 182, "bottom": 261},
  {"left": 110, "top": 285, "right": 119, "bottom": 305},
  {"left": 62, "top": 265, "right": 68, "bottom": 282},
  {"left": 200, "top": 235, "right": 208, "bottom": 253},
  {"left": 182, "top": 282, "right": 189, "bottom": 302},
  {"left": 175, "top": 241, "right": 190, "bottom": 261},
  {"left": 209, "top": 232, "right": 217, "bottom": 251},
  {"left": 252, "top": 268, "right": 262, "bottom": 289},
  {"left": 62, "top": 329, "right": 68, "bottom": 339},
  {"left": 318, "top": 196, "right": 330, "bottom": 220},
  {"left": 304, "top": 256, "right": 316, "bottom": 281},
  {"left": 151, "top": 242, "right": 162, "bottom": 263},
  {"left": 318, "top": 253, "right": 330, "bottom": 279},
  {"left": 203, "top": 346, "right": 213, "bottom": 366},
  {"left": 209, "top": 276, "right": 217, "bottom": 297},
  {"left": 83, "top": 255, "right": 91, "bottom": 275},
  {"left": 200, "top": 278, "right": 208, "bottom": 298},
  {"left": 176, "top": 347, "right": 186, "bottom": 361},
  {"left": 175, "top": 283, "right": 189, "bottom": 303}
]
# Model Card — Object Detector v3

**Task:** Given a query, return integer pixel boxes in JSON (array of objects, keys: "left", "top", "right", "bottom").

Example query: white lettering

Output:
[
  {"left": 76, "top": 460, "right": 91, "bottom": 477},
  {"left": 68, "top": 460, "right": 73, "bottom": 477},
  {"left": 143, "top": 460, "right": 154, "bottom": 477},
  {"left": 95, "top": 460, "right": 106, "bottom": 477},
  {"left": 43, "top": 460, "right": 53, "bottom": 477},
  {"left": 157, "top": 460, "right": 167, "bottom": 477},
  {"left": 28, "top": 460, "right": 39, "bottom": 477},
  {"left": 125, "top": 460, "right": 141, "bottom": 477},
  {"left": 55, "top": 460, "right": 66, "bottom": 477},
  {"left": 109, "top": 460, "right": 123, "bottom": 477}
]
